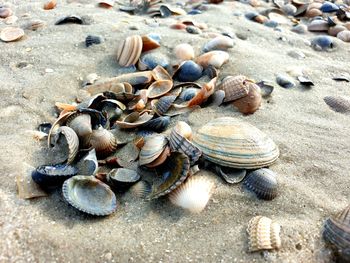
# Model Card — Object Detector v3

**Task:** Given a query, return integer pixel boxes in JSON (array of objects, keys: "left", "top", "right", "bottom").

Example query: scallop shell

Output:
[
  {"left": 247, "top": 216, "right": 281, "bottom": 252},
  {"left": 192, "top": 117, "right": 279, "bottom": 169},
  {"left": 169, "top": 175, "right": 215, "bottom": 213},
  {"left": 62, "top": 176, "right": 117, "bottom": 216},
  {"left": 151, "top": 95, "right": 177, "bottom": 115},
  {"left": 323, "top": 205, "right": 350, "bottom": 262},
  {"left": 53, "top": 126, "right": 79, "bottom": 164},
  {"left": 116, "top": 35, "right": 143, "bottom": 67},
  {"left": 89, "top": 127, "right": 117, "bottom": 155},
  {"left": 173, "top": 60, "right": 203, "bottom": 82},
  {"left": 139, "top": 134, "right": 168, "bottom": 166},
  {"left": 115, "top": 111, "right": 154, "bottom": 128},
  {"left": 218, "top": 75, "right": 249, "bottom": 102},
  {"left": 337, "top": 30, "right": 350, "bottom": 43},
  {"left": 0, "top": 27, "right": 25, "bottom": 42},
  {"left": 66, "top": 113, "right": 92, "bottom": 138},
  {"left": 324, "top": 96, "right": 350, "bottom": 114},
  {"left": 196, "top": 51, "right": 229, "bottom": 69},
  {"left": 232, "top": 81, "right": 262, "bottom": 114},
  {"left": 243, "top": 168, "right": 278, "bottom": 200},
  {"left": 203, "top": 36, "right": 234, "bottom": 52},
  {"left": 169, "top": 127, "right": 202, "bottom": 165},
  {"left": 174, "top": 43, "right": 195, "bottom": 61},
  {"left": 147, "top": 80, "right": 173, "bottom": 99}
]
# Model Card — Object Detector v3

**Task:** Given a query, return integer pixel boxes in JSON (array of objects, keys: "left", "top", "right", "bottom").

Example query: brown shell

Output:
[
  {"left": 66, "top": 113, "right": 92, "bottom": 138},
  {"left": 139, "top": 134, "right": 168, "bottom": 166},
  {"left": 218, "top": 75, "right": 250, "bottom": 102},
  {"left": 89, "top": 127, "right": 117, "bottom": 155},
  {"left": 55, "top": 126, "right": 80, "bottom": 164},
  {"left": 151, "top": 65, "right": 172, "bottom": 81},
  {"left": 232, "top": 82, "right": 262, "bottom": 114},
  {"left": 0, "top": 27, "right": 25, "bottom": 42},
  {"left": 196, "top": 51, "right": 229, "bottom": 69},
  {"left": 247, "top": 216, "right": 281, "bottom": 252},
  {"left": 116, "top": 35, "right": 143, "bottom": 67},
  {"left": 141, "top": 35, "right": 160, "bottom": 52},
  {"left": 328, "top": 25, "right": 347, "bottom": 37},
  {"left": 324, "top": 96, "right": 350, "bottom": 114},
  {"left": 43, "top": 0, "right": 57, "bottom": 10},
  {"left": 147, "top": 80, "right": 173, "bottom": 99},
  {"left": 115, "top": 111, "right": 154, "bottom": 129},
  {"left": 146, "top": 146, "right": 171, "bottom": 168},
  {"left": 305, "top": 8, "right": 322, "bottom": 17}
]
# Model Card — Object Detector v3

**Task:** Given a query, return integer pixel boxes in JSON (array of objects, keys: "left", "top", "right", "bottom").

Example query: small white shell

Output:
[
  {"left": 168, "top": 176, "right": 215, "bottom": 213},
  {"left": 203, "top": 36, "right": 234, "bottom": 52},
  {"left": 174, "top": 43, "right": 195, "bottom": 61}
]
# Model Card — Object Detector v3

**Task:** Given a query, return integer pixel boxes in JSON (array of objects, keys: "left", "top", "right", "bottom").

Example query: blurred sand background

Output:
[{"left": 1, "top": 0, "right": 350, "bottom": 262}]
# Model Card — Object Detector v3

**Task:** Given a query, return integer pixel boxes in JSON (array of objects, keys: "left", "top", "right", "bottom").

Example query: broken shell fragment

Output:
[
  {"left": 147, "top": 80, "right": 173, "bottom": 99},
  {"left": 98, "top": 0, "right": 115, "bottom": 8},
  {"left": 169, "top": 175, "right": 215, "bottom": 213},
  {"left": 141, "top": 116, "right": 171, "bottom": 132},
  {"left": 116, "top": 111, "right": 154, "bottom": 129},
  {"left": 141, "top": 34, "right": 160, "bottom": 52},
  {"left": 138, "top": 52, "right": 169, "bottom": 70},
  {"left": 247, "top": 216, "right": 281, "bottom": 252},
  {"left": 55, "top": 15, "right": 86, "bottom": 25},
  {"left": 276, "top": 74, "right": 296, "bottom": 88},
  {"left": 0, "top": 27, "right": 25, "bottom": 42},
  {"left": 243, "top": 168, "right": 278, "bottom": 200},
  {"left": 44, "top": 0, "right": 57, "bottom": 10},
  {"left": 152, "top": 95, "right": 177, "bottom": 115},
  {"left": 0, "top": 7, "right": 12, "bottom": 18},
  {"left": 85, "top": 35, "right": 103, "bottom": 47},
  {"left": 116, "top": 35, "right": 143, "bottom": 67},
  {"left": 52, "top": 126, "right": 79, "bottom": 164},
  {"left": 215, "top": 166, "right": 247, "bottom": 184}
]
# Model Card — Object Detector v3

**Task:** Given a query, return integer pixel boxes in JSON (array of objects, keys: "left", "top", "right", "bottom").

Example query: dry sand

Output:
[{"left": 1, "top": 0, "right": 350, "bottom": 262}]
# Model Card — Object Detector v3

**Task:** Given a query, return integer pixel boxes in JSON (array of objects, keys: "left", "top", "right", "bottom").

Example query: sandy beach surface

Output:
[{"left": 1, "top": 0, "right": 350, "bottom": 262}]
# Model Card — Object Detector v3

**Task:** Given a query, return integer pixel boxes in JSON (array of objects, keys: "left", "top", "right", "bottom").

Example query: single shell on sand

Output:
[
  {"left": 0, "top": 7, "right": 12, "bottom": 18},
  {"left": 203, "top": 36, "right": 234, "bottom": 52},
  {"left": 243, "top": 168, "right": 278, "bottom": 200},
  {"left": 169, "top": 175, "right": 215, "bottom": 213},
  {"left": 218, "top": 75, "right": 249, "bottom": 102},
  {"left": 276, "top": 74, "right": 296, "bottom": 88},
  {"left": 141, "top": 34, "right": 160, "bottom": 52},
  {"left": 192, "top": 117, "right": 280, "bottom": 169},
  {"left": 174, "top": 43, "right": 195, "bottom": 61},
  {"left": 0, "top": 27, "right": 25, "bottom": 42},
  {"left": 62, "top": 176, "right": 117, "bottom": 216},
  {"left": 337, "top": 31, "right": 350, "bottom": 43},
  {"left": 324, "top": 96, "right": 350, "bottom": 114},
  {"left": 311, "top": 36, "right": 334, "bottom": 50},
  {"left": 247, "top": 216, "right": 281, "bottom": 252},
  {"left": 232, "top": 81, "right": 262, "bottom": 114},
  {"left": 44, "top": 0, "right": 57, "bottom": 10},
  {"left": 196, "top": 51, "right": 229, "bottom": 69},
  {"left": 323, "top": 205, "right": 350, "bottom": 262},
  {"left": 116, "top": 35, "right": 143, "bottom": 67}
]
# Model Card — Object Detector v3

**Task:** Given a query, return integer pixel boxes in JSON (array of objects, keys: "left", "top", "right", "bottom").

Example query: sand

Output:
[{"left": 1, "top": 0, "right": 350, "bottom": 262}]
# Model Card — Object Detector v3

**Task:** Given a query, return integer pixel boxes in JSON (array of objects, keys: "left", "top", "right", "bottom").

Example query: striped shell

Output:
[
  {"left": 139, "top": 134, "right": 168, "bottom": 166},
  {"left": 116, "top": 35, "right": 143, "bottom": 67},
  {"left": 324, "top": 96, "right": 350, "bottom": 114},
  {"left": 152, "top": 95, "right": 176, "bottom": 115},
  {"left": 66, "top": 113, "right": 92, "bottom": 138},
  {"left": 89, "top": 127, "right": 117, "bottom": 155},
  {"left": 218, "top": 75, "right": 249, "bottom": 102},
  {"left": 62, "top": 176, "right": 117, "bottom": 216},
  {"left": 243, "top": 168, "right": 278, "bottom": 200},
  {"left": 192, "top": 117, "right": 279, "bottom": 169},
  {"left": 247, "top": 216, "right": 281, "bottom": 252},
  {"left": 169, "top": 175, "right": 215, "bottom": 213},
  {"left": 54, "top": 126, "right": 79, "bottom": 164},
  {"left": 323, "top": 205, "right": 350, "bottom": 262}
]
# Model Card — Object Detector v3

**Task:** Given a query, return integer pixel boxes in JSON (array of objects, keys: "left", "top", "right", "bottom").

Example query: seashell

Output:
[
  {"left": 98, "top": 0, "right": 115, "bottom": 8},
  {"left": 147, "top": 152, "right": 191, "bottom": 199},
  {"left": 0, "top": 7, "right": 12, "bottom": 18},
  {"left": 245, "top": 11, "right": 259, "bottom": 20},
  {"left": 345, "top": 22, "right": 350, "bottom": 31},
  {"left": 211, "top": 90, "right": 225, "bottom": 106},
  {"left": 117, "top": 111, "right": 154, "bottom": 129},
  {"left": 152, "top": 95, "right": 177, "bottom": 115},
  {"left": 147, "top": 80, "right": 173, "bottom": 99},
  {"left": 256, "top": 80, "right": 274, "bottom": 97},
  {"left": 323, "top": 205, "right": 350, "bottom": 262},
  {"left": 82, "top": 73, "right": 99, "bottom": 87},
  {"left": 169, "top": 126, "right": 202, "bottom": 165},
  {"left": 32, "top": 164, "right": 78, "bottom": 189},
  {"left": 307, "top": 2, "right": 322, "bottom": 10},
  {"left": 139, "top": 134, "right": 168, "bottom": 166},
  {"left": 337, "top": 30, "right": 350, "bottom": 43},
  {"left": 311, "top": 36, "right": 334, "bottom": 50},
  {"left": 232, "top": 82, "right": 262, "bottom": 114},
  {"left": 297, "top": 75, "right": 314, "bottom": 86},
  {"left": 116, "top": 35, "right": 143, "bottom": 67},
  {"left": 170, "top": 23, "right": 187, "bottom": 30},
  {"left": 107, "top": 168, "right": 140, "bottom": 190},
  {"left": 174, "top": 43, "right": 195, "bottom": 61},
  {"left": 129, "top": 180, "right": 152, "bottom": 198},
  {"left": 0, "top": 27, "right": 24, "bottom": 42},
  {"left": 138, "top": 52, "right": 169, "bottom": 70},
  {"left": 17, "top": 163, "right": 48, "bottom": 199},
  {"left": 188, "top": 77, "right": 217, "bottom": 107},
  {"left": 196, "top": 51, "right": 229, "bottom": 69},
  {"left": 264, "top": 20, "right": 279, "bottom": 28},
  {"left": 267, "top": 11, "right": 289, "bottom": 24},
  {"left": 215, "top": 166, "right": 247, "bottom": 184},
  {"left": 179, "top": 87, "right": 200, "bottom": 102},
  {"left": 152, "top": 65, "right": 172, "bottom": 81},
  {"left": 22, "top": 19, "right": 46, "bottom": 31},
  {"left": 174, "top": 61, "right": 203, "bottom": 82},
  {"left": 62, "top": 176, "right": 117, "bottom": 216},
  {"left": 203, "top": 36, "right": 234, "bottom": 52},
  {"left": 159, "top": 5, "right": 186, "bottom": 17},
  {"left": 44, "top": 0, "right": 57, "bottom": 10},
  {"left": 89, "top": 127, "right": 117, "bottom": 155},
  {"left": 218, "top": 75, "right": 249, "bottom": 103},
  {"left": 141, "top": 116, "right": 171, "bottom": 132},
  {"left": 66, "top": 113, "right": 92, "bottom": 139},
  {"left": 305, "top": 8, "right": 323, "bottom": 18},
  {"left": 247, "top": 216, "right": 281, "bottom": 252},
  {"left": 169, "top": 175, "right": 215, "bottom": 213},
  {"left": 38, "top": 123, "right": 52, "bottom": 134},
  {"left": 320, "top": 1, "right": 339, "bottom": 13},
  {"left": 324, "top": 96, "right": 350, "bottom": 114},
  {"left": 76, "top": 149, "right": 98, "bottom": 176},
  {"left": 4, "top": 15, "right": 18, "bottom": 25},
  {"left": 174, "top": 121, "right": 193, "bottom": 140},
  {"left": 186, "top": 25, "right": 202, "bottom": 34},
  {"left": 243, "top": 168, "right": 278, "bottom": 200},
  {"left": 141, "top": 34, "right": 160, "bottom": 52},
  {"left": 254, "top": 15, "right": 268, "bottom": 24},
  {"left": 332, "top": 75, "right": 350, "bottom": 82},
  {"left": 146, "top": 146, "right": 171, "bottom": 168},
  {"left": 308, "top": 20, "right": 329, "bottom": 32},
  {"left": 203, "top": 65, "right": 219, "bottom": 79},
  {"left": 328, "top": 25, "right": 346, "bottom": 37},
  {"left": 291, "top": 24, "right": 307, "bottom": 34},
  {"left": 188, "top": 9, "right": 202, "bottom": 15},
  {"left": 281, "top": 4, "right": 297, "bottom": 16},
  {"left": 55, "top": 15, "right": 86, "bottom": 25},
  {"left": 276, "top": 74, "right": 296, "bottom": 88},
  {"left": 85, "top": 35, "right": 103, "bottom": 47},
  {"left": 193, "top": 117, "right": 279, "bottom": 169},
  {"left": 52, "top": 126, "right": 79, "bottom": 164}
]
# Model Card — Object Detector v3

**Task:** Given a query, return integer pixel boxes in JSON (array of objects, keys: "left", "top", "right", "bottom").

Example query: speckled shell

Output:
[
  {"left": 89, "top": 127, "right": 117, "bottom": 155},
  {"left": 192, "top": 117, "right": 279, "bottom": 169},
  {"left": 323, "top": 205, "right": 350, "bottom": 262},
  {"left": 324, "top": 96, "right": 350, "bottom": 114},
  {"left": 169, "top": 175, "right": 215, "bottom": 213},
  {"left": 139, "top": 134, "right": 168, "bottom": 166},
  {"left": 247, "top": 216, "right": 281, "bottom": 252},
  {"left": 62, "top": 176, "right": 117, "bottom": 216},
  {"left": 203, "top": 36, "right": 234, "bottom": 52},
  {"left": 116, "top": 35, "right": 143, "bottom": 67},
  {"left": 232, "top": 82, "right": 262, "bottom": 114},
  {"left": 196, "top": 51, "right": 229, "bottom": 69},
  {"left": 243, "top": 168, "right": 278, "bottom": 200},
  {"left": 218, "top": 75, "right": 249, "bottom": 102},
  {"left": 54, "top": 126, "right": 79, "bottom": 164}
]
